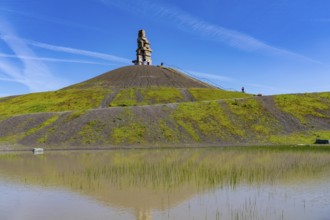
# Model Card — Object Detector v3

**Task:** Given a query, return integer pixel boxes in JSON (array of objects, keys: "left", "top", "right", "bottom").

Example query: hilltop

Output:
[
  {"left": 0, "top": 65, "right": 248, "bottom": 116},
  {"left": 0, "top": 65, "right": 329, "bottom": 149},
  {"left": 66, "top": 65, "right": 214, "bottom": 89}
]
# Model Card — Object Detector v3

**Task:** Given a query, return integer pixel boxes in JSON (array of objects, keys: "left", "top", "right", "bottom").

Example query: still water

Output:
[{"left": 0, "top": 147, "right": 330, "bottom": 220}]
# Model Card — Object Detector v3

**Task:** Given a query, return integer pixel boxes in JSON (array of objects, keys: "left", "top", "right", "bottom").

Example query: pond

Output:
[{"left": 0, "top": 146, "right": 330, "bottom": 220}]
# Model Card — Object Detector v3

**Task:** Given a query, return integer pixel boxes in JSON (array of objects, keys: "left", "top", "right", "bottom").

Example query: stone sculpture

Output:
[{"left": 132, "top": 30, "right": 152, "bottom": 65}]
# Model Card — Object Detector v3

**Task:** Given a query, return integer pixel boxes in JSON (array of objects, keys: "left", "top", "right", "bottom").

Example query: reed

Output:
[{"left": 1, "top": 146, "right": 330, "bottom": 191}]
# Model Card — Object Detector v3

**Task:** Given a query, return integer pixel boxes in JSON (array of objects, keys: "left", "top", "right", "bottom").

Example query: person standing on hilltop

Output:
[{"left": 241, "top": 86, "right": 245, "bottom": 93}]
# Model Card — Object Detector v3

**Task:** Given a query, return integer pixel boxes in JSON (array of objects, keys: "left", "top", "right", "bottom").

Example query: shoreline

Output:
[{"left": 1, "top": 143, "right": 327, "bottom": 153}]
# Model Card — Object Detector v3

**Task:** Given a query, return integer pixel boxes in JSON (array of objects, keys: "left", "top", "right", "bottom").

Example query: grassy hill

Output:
[
  {"left": 0, "top": 66, "right": 249, "bottom": 117},
  {"left": 0, "top": 66, "right": 329, "bottom": 149}
]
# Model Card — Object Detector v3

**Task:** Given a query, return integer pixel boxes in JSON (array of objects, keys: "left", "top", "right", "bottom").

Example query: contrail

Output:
[{"left": 25, "top": 39, "right": 131, "bottom": 64}]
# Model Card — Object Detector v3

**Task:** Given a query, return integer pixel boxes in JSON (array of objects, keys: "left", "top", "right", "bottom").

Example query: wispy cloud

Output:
[
  {"left": 0, "top": 35, "right": 131, "bottom": 64},
  {"left": 0, "top": 19, "right": 68, "bottom": 92},
  {"left": 0, "top": 53, "right": 115, "bottom": 66},
  {"left": 0, "top": 62, "right": 24, "bottom": 83},
  {"left": 185, "top": 69, "right": 290, "bottom": 94},
  {"left": 101, "top": 0, "right": 323, "bottom": 65},
  {"left": 0, "top": 32, "right": 131, "bottom": 64},
  {"left": 0, "top": 77, "right": 21, "bottom": 82},
  {"left": 22, "top": 38, "right": 131, "bottom": 64},
  {"left": 185, "top": 69, "right": 233, "bottom": 89},
  {"left": 0, "top": 13, "right": 130, "bottom": 94},
  {"left": 186, "top": 70, "right": 233, "bottom": 82}
]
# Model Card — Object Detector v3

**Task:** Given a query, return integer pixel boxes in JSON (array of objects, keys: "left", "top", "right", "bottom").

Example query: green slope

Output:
[
  {"left": 0, "top": 65, "right": 329, "bottom": 148},
  {"left": 0, "top": 65, "right": 249, "bottom": 118},
  {"left": 0, "top": 87, "right": 248, "bottom": 118},
  {"left": 0, "top": 93, "right": 329, "bottom": 148},
  {"left": 0, "top": 88, "right": 110, "bottom": 117},
  {"left": 275, "top": 92, "right": 330, "bottom": 123}
]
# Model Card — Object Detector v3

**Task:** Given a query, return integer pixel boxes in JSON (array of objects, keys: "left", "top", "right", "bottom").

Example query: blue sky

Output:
[{"left": 0, "top": 0, "right": 329, "bottom": 96}]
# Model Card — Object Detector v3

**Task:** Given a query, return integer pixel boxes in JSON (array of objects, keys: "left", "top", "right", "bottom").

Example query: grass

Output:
[
  {"left": 109, "top": 88, "right": 250, "bottom": 107},
  {"left": 188, "top": 88, "right": 250, "bottom": 101},
  {"left": 1, "top": 91, "right": 329, "bottom": 146},
  {"left": 172, "top": 101, "right": 243, "bottom": 141},
  {"left": 270, "top": 130, "right": 330, "bottom": 144},
  {"left": 110, "top": 108, "right": 146, "bottom": 144},
  {"left": 0, "top": 135, "right": 23, "bottom": 143},
  {"left": 25, "top": 115, "right": 59, "bottom": 136},
  {"left": 78, "top": 120, "right": 106, "bottom": 144},
  {"left": 64, "top": 110, "right": 87, "bottom": 122},
  {"left": 0, "top": 88, "right": 110, "bottom": 117},
  {"left": 1, "top": 147, "right": 330, "bottom": 190},
  {"left": 110, "top": 87, "right": 185, "bottom": 107},
  {"left": 275, "top": 93, "right": 330, "bottom": 123},
  {"left": 111, "top": 123, "right": 146, "bottom": 144},
  {"left": 225, "top": 98, "right": 278, "bottom": 137},
  {"left": 141, "top": 87, "right": 184, "bottom": 104},
  {"left": 110, "top": 88, "right": 143, "bottom": 107},
  {"left": 158, "top": 120, "right": 178, "bottom": 142},
  {"left": 0, "top": 115, "right": 60, "bottom": 144}
]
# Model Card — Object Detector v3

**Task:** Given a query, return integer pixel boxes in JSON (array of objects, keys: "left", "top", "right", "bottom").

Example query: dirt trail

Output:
[
  {"left": 180, "top": 88, "right": 195, "bottom": 102},
  {"left": 257, "top": 96, "right": 305, "bottom": 132},
  {"left": 99, "top": 89, "right": 120, "bottom": 108}
]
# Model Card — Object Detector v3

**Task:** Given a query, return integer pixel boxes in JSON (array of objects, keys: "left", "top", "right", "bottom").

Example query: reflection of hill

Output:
[
  {"left": 92, "top": 185, "right": 197, "bottom": 211},
  {"left": 0, "top": 151, "right": 204, "bottom": 214},
  {"left": 1, "top": 147, "right": 330, "bottom": 218}
]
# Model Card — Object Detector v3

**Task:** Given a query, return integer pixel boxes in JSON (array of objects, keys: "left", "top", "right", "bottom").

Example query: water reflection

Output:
[{"left": 0, "top": 147, "right": 330, "bottom": 220}]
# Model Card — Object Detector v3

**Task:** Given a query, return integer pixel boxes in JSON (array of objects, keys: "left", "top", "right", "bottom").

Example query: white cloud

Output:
[
  {"left": 101, "top": 0, "right": 324, "bottom": 65},
  {"left": 0, "top": 18, "right": 130, "bottom": 93},
  {"left": 0, "top": 19, "right": 68, "bottom": 92},
  {"left": 0, "top": 59, "right": 25, "bottom": 83}
]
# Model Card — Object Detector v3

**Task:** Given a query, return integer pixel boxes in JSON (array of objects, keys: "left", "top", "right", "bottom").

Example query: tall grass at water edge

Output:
[{"left": 1, "top": 146, "right": 330, "bottom": 192}]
